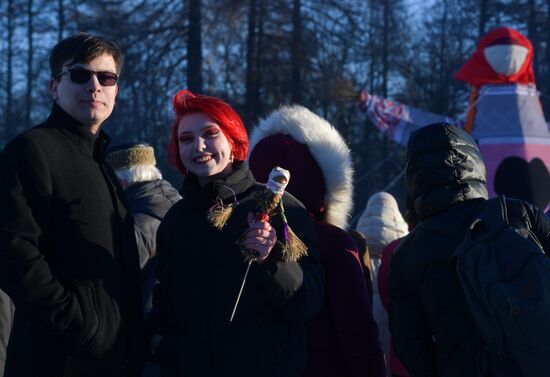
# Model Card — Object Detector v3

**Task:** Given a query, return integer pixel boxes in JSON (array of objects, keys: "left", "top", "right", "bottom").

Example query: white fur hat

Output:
[{"left": 356, "top": 192, "right": 408, "bottom": 256}]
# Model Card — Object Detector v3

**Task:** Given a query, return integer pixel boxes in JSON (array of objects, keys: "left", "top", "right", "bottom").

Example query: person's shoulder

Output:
[
  {"left": 159, "top": 179, "right": 181, "bottom": 195},
  {"left": 391, "top": 228, "right": 421, "bottom": 264},
  {"left": 2, "top": 126, "right": 47, "bottom": 158},
  {"left": 316, "top": 221, "right": 356, "bottom": 247},
  {"left": 503, "top": 197, "right": 533, "bottom": 216},
  {"left": 23, "top": 119, "right": 64, "bottom": 141},
  {"left": 314, "top": 221, "right": 366, "bottom": 269},
  {"left": 249, "top": 183, "right": 309, "bottom": 215},
  {"left": 3, "top": 122, "right": 65, "bottom": 157},
  {"left": 151, "top": 179, "right": 182, "bottom": 205},
  {"left": 162, "top": 197, "right": 187, "bottom": 221},
  {"left": 156, "top": 199, "right": 188, "bottom": 240},
  {"left": 503, "top": 196, "right": 548, "bottom": 228},
  {"left": 280, "top": 190, "right": 307, "bottom": 210}
]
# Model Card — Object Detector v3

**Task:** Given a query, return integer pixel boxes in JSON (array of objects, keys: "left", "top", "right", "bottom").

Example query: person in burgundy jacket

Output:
[
  {"left": 248, "top": 105, "right": 386, "bottom": 377},
  {"left": 379, "top": 239, "right": 408, "bottom": 377},
  {"left": 378, "top": 197, "right": 416, "bottom": 377}
]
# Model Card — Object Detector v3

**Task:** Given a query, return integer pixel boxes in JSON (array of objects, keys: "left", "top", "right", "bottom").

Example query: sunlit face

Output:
[
  {"left": 178, "top": 112, "right": 233, "bottom": 178},
  {"left": 49, "top": 53, "right": 119, "bottom": 134}
]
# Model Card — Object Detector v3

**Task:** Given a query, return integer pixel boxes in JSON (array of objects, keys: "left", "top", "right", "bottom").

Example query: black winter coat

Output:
[
  {"left": 388, "top": 124, "right": 550, "bottom": 377},
  {"left": 0, "top": 105, "right": 145, "bottom": 377},
  {"left": 151, "top": 162, "right": 325, "bottom": 377}
]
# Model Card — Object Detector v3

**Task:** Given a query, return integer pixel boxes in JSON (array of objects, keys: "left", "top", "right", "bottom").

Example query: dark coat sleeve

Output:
[
  {"left": 388, "top": 238, "right": 437, "bottom": 377},
  {"left": 320, "top": 223, "right": 386, "bottom": 377},
  {"left": 0, "top": 137, "right": 84, "bottom": 343},
  {"left": 379, "top": 239, "right": 401, "bottom": 311},
  {"left": 521, "top": 201, "right": 550, "bottom": 252},
  {"left": 254, "top": 195, "right": 325, "bottom": 323},
  {"left": 146, "top": 220, "right": 171, "bottom": 336}
]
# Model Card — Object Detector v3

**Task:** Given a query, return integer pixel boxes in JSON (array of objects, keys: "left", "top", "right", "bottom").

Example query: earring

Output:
[{"left": 230, "top": 154, "right": 235, "bottom": 163}]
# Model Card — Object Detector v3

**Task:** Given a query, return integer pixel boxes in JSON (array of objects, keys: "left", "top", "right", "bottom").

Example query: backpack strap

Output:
[{"left": 475, "top": 195, "right": 509, "bottom": 233}]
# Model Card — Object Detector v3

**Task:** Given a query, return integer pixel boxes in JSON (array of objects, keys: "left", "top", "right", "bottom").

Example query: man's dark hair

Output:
[{"left": 49, "top": 33, "right": 124, "bottom": 78}]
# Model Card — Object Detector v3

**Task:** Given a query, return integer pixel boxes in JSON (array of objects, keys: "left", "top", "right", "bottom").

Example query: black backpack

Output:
[{"left": 451, "top": 196, "right": 550, "bottom": 377}]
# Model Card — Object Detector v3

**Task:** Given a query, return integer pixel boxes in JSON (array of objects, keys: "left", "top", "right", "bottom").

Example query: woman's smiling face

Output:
[{"left": 177, "top": 112, "right": 233, "bottom": 178}]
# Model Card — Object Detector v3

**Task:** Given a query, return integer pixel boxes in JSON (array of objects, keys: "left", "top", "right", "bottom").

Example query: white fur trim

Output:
[{"left": 248, "top": 105, "right": 354, "bottom": 229}]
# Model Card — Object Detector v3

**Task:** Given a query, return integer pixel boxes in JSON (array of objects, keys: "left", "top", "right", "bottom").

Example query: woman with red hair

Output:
[{"left": 149, "top": 90, "right": 324, "bottom": 377}]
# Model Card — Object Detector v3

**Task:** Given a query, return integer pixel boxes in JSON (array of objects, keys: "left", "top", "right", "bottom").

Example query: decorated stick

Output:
[{"left": 230, "top": 166, "right": 291, "bottom": 322}]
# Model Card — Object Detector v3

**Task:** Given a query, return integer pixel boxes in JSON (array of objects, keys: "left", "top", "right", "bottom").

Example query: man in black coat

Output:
[
  {"left": 388, "top": 123, "right": 550, "bottom": 377},
  {"left": 0, "top": 34, "right": 145, "bottom": 376}
]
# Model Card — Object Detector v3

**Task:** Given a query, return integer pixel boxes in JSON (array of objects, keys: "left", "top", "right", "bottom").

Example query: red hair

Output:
[{"left": 168, "top": 90, "right": 249, "bottom": 175}]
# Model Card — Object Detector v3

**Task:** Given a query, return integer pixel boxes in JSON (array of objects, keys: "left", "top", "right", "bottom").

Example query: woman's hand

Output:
[{"left": 243, "top": 212, "right": 277, "bottom": 264}]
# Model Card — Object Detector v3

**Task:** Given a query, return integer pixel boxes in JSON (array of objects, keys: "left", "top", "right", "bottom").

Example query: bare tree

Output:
[
  {"left": 187, "top": 0, "right": 203, "bottom": 93},
  {"left": 58, "top": 0, "right": 64, "bottom": 41},
  {"left": 382, "top": 0, "right": 389, "bottom": 98},
  {"left": 479, "top": 0, "right": 489, "bottom": 39},
  {"left": 26, "top": 0, "right": 34, "bottom": 127},
  {"left": 527, "top": 0, "right": 540, "bottom": 81},
  {"left": 244, "top": 0, "right": 258, "bottom": 127},
  {"left": 545, "top": 0, "right": 550, "bottom": 102},
  {"left": 290, "top": 0, "right": 302, "bottom": 103},
  {"left": 5, "top": 0, "right": 15, "bottom": 139}
]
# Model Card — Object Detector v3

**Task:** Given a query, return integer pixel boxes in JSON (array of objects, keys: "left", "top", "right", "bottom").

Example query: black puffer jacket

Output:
[
  {"left": 388, "top": 124, "right": 550, "bottom": 377},
  {"left": 151, "top": 162, "right": 325, "bottom": 377}
]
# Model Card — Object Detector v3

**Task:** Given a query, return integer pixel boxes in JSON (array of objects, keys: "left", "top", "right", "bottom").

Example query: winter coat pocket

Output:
[{"left": 69, "top": 281, "right": 122, "bottom": 360}]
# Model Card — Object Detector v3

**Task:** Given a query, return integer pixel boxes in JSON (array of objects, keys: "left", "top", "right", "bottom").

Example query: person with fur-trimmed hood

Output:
[{"left": 249, "top": 105, "right": 386, "bottom": 377}]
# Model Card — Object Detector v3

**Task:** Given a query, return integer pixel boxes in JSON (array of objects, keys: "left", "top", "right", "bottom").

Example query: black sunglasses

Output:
[{"left": 54, "top": 67, "right": 118, "bottom": 86}]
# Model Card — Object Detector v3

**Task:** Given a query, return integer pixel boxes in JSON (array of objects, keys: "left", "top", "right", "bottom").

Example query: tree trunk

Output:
[
  {"left": 437, "top": 0, "right": 448, "bottom": 113},
  {"left": 368, "top": 0, "right": 377, "bottom": 93},
  {"left": 290, "top": 0, "right": 302, "bottom": 104},
  {"left": 478, "top": 0, "right": 488, "bottom": 40},
  {"left": 187, "top": 0, "right": 203, "bottom": 93},
  {"left": 255, "top": 0, "right": 266, "bottom": 118},
  {"left": 544, "top": 0, "right": 550, "bottom": 116},
  {"left": 6, "top": 0, "right": 15, "bottom": 139},
  {"left": 245, "top": 0, "right": 257, "bottom": 128},
  {"left": 26, "top": 0, "right": 34, "bottom": 127},
  {"left": 527, "top": 0, "right": 540, "bottom": 82},
  {"left": 382, "top": 0, "right": 389, "bottom": 98},
  {"left": 381, "top": 0, "right": 390, "bottom": 182},
  {"left": 58, "top": 0, "right": 64, "bottom": 41}
]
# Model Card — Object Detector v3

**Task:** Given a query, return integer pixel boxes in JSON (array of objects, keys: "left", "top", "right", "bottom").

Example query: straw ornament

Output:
[
  {"left": 230, "top": 166, "right": 307, "bottom": 322},
  {"left": 207, "top": 185, "right": 240, "bottom": 229}
]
